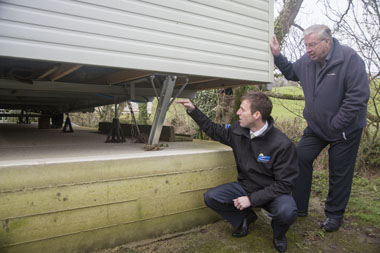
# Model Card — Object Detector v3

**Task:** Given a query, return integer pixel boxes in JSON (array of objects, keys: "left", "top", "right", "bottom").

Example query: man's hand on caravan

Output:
[{"left": 270, "top": 35, "right": 281, "bottom": 57}]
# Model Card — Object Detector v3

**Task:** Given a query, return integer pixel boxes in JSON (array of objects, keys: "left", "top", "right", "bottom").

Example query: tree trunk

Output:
[{"left": 274, "top": 0, "right": 304, "bottom": 46}]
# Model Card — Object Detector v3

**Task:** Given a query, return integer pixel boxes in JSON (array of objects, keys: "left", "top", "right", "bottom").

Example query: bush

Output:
[
  {"left": 275, "top": 118, "right": 380, "bottom": 173},
  {"left": 274, "top": 117, "right": 305, "bottom": 144},
  {"left": 357, "top": 132, "right": 380, "bottom": 173},
  {"left": 137, "top": 103, "right": 149, "bottom": 125},
  {"left": 274, "top": 117, "right": 329, "bottom": 171},
  {"left": 192, "top": 89, "right": 218, "bottom": 120}
]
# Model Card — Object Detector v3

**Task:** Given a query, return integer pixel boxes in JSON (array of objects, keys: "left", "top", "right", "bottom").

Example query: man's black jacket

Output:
[{"left": 188, "top": 107, "right": 299, "bottom": 207}]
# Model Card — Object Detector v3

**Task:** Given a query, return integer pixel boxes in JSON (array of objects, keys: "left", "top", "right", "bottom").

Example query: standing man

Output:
[
  {"left": 177, "top": 92, "right": 298, "bottom": 253},
  {"left": 270, "top": 25, "right": 370, "bottom": 232}
]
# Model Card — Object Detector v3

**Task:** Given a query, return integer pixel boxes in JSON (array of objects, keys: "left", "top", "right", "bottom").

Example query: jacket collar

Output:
[
  {"left": 305, "top": 38, "right": 344, "bottom": 67},
  {"left": 233, "top": 116, "right": 275, "bottom": 138}
]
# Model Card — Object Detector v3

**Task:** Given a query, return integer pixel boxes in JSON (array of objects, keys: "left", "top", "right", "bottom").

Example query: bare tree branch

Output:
[
  {"left": 336, "top": 0, "right": 353, "bottom": 29},
  {"left": 291, "top": 23, "right": 304, "bottom": 32}
]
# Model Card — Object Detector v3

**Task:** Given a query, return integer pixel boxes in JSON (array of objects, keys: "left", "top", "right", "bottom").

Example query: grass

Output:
[
  {"left": 345, "top": 177, "right": 380, "bottom": 227},
  {"left": 270, "top": 86, "right": 305, "bottom": 120},
  {"left": 312, "top": 170, "right": 380, "bottom": 229}
]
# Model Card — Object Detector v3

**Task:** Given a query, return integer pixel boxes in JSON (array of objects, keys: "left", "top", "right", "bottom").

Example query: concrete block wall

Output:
[{"left": 0, "top": 150, "right": 236, "bottom": 253}]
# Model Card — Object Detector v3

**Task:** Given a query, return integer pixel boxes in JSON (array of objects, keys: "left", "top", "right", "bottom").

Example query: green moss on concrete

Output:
[{"left": 8, "top": 219, "right": 29, "bottom": 232}]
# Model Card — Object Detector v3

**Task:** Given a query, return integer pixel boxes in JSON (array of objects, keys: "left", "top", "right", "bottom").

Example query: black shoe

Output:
[
  {"left": 232, "top": 212, "right": 258, "bottom": 237},
  {"left": 321, "top": 217, "right": 341, "bottom": 232},
  {"left": 297, "top": 210, "right": 308, "bottom": 217},
  {"left": 273, "top": 236, "right": 287, "bottom": 253},
  {"left": 271, "top": 220, "right": 288, "bottom": 252}
]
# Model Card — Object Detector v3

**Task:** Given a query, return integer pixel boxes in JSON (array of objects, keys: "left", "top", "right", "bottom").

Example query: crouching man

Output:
[{"left": 177, "top": 92, "right": 298, "bottom": 253}]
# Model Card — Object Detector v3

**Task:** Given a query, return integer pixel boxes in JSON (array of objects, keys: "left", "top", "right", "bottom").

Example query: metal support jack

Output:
[
  {"left": 127, "top": 100, "right": 143, "bottom": 142},
  {"left": 62, "top": 113, "right": 74, "bottom": 133},
  {"left": 105, "top": 103, "right": 126, "bottom": 143},
  {"left": 147, "top": 74, "right": 188, "bottom": 145}
]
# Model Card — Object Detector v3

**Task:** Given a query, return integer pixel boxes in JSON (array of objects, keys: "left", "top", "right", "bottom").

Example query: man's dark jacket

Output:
[
  {"left": 274, "top": 38, "right": 370, "bottom": 141},
  {"left": 188, "top": 108, "right": 298, "bottom": 207}
]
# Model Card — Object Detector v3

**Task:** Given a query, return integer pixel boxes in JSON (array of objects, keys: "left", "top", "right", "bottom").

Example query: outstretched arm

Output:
[
  {"left": 176, "top": 99, "right": 195, "bottom": 112},
  {"left": 176, "top": 99, "right": 233, "bottom": 146}
]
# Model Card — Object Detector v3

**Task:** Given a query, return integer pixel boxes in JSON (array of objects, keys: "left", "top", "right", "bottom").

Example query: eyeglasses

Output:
[
  {"left": 304, "top": 39, "right": 325, "bottom": 49},
  {"left": 304, "top": 40, "right": 325, "bottom": 49}
]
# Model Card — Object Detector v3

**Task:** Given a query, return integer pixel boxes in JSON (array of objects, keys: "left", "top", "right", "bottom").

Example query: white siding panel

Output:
[
  {"left": 0, "top": 38, "right": 270, "bottom": 82},
  {"left": 188, "top": 0, "right": 269, "bottom": 20},
  {"left": 77, "top": 0, "right": 269, "bottom": 36},
  {"left": 1, "top": 0, "right": 267, "bottom": 49},
  {"left": 139, "top": 0, "right": 269, "bottom": 25},
  {"left": 232, "top": 0, "right": 269, "bottom": 10},
  {"left": 0, "top": 21, "right": 268, "bottom": 71},
  {"left": 0, "top": 4, "right": 269, "bottom": 58},
  {"left": 2, "top": 0, "right": 268, "bottom": 42},
  {"left": 0, "top": 0, "right": 274, "bottom": 82}
]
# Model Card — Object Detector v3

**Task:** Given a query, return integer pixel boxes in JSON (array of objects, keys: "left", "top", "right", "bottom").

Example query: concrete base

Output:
[{"left": 0, "top": 123, "right": 236, "bottom": 253}]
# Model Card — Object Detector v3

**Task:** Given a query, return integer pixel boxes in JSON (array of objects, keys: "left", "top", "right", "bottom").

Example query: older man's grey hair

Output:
[{"left": 304, "top": 25, "right": 332, "bottom": 40}]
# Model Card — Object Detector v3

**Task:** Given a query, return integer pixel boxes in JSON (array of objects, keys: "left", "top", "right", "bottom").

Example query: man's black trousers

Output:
[
  {"left": 204, "top": 182, "right": 297, "bottom": 239},
  {"left": 293, "top": 127, "right": 363, "bottom": 220}
]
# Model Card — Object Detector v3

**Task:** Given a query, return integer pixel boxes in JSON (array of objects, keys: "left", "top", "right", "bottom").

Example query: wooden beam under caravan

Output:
[
  {"left": 49, "top": 64, "right": 83, "bottom": 81},
  {"left": 105, "top": 69, "right": 152, "bottom": 86},
  {"left": 36, "top": 65, "right": 59, "bottom": 80}
]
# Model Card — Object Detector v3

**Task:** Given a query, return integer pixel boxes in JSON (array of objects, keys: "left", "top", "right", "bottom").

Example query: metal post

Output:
[
  {"left": 147, "top": 75, "right": 177, "bottom": 145},
  {"left": 62, "top": 113, "right": 74, "bottom": 133}
]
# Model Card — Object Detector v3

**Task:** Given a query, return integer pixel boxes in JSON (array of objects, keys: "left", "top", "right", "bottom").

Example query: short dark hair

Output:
[{"left": 241, "top": 91, "right": 272, "bottom": 121}]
